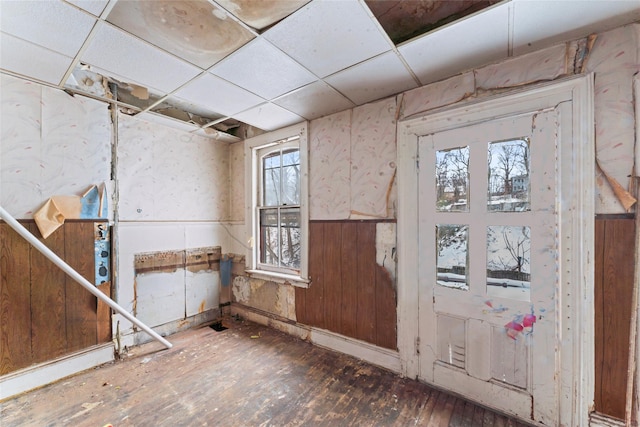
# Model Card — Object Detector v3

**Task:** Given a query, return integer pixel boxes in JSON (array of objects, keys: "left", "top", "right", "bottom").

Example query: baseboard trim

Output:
[
  {"left": 0, "top": 343, "right": 115, "bottom": 401},
  {"left": 590, "top": 412, "right": 627, "bottom": 427},
  {"left": 230, "top": 303, "right": 401, "bottom": 374}
]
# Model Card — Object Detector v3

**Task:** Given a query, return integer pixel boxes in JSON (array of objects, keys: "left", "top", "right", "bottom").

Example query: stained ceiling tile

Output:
[
  {"left": 135, "top": 111, "right": 201, "bottom": 133},
  {"left": 263, "top": 0, "right": 392, "bottom": 78},
  {"left": 399, "top": 2, "right": 509, "bottom": 85},
  {"left": 0, "top": 0, "right": 96, "bottom": 57},
  {"left": 511, "top": 0, "right": 640, "bottom": 55},
  {"left": 215, "top": 0, "right": 310, "bottom": 31},
  {"left": 172, "top": 72, "right": 265, "bottom": 117},
  {"left": 151, "top": 97, "right": 225, "bottom": 126},
  {"left": 365, "top": 0, "right": 500, "bottom": 44},
  {"left": 325, "top": 51, "right": 418, "bottom": 105},
  {"left": 233, "top": 102, "right": 303, "bottom": 131},
  {"left": 273, "top": 80, "right": 355, "bottom": 120},
  {"left": 82, "top": 22, "right": 202, "bottom": 93},
  {"left": 106, "top": 0, "right": 255, "bottom": 69},
  {"left": 0, "top": 32, "right": 73, "bottom": 85},
  {"left": 65, "top": 0, "right": 109, "bottom": 17},
  {"left": 210, "top": 38, "right": 317, "bottom": 100}
]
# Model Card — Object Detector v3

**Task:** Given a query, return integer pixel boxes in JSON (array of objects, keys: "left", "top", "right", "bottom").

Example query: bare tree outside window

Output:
[
  {"left": 436, "top": 146, "right": 469, "bottom": 212},
  {"left": 486, "top": 225, "right": 531, "bottom": 301},
  {"left": 436, "top": 224, "right": 469, "bottom": 290},
  {"left": 487, "top": 139, "right": 530, "bottom": 212},
  {"left": 259, "top": 147, "right": 301, "bottom": 271}
]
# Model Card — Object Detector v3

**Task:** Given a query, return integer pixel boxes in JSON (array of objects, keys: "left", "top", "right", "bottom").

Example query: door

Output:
[{"left": 417, "top": 109, "right": 560, "bottom": 424}]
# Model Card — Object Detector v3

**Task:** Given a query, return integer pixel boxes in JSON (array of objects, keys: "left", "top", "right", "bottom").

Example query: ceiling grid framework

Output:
[{"left": 1, "top": 0, "right": 639, "bottom": 138}]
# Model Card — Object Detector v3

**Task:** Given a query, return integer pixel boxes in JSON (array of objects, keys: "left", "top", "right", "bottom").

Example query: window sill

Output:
[{"left": 244, "top": 269, "right": 310, "bottom": 288}]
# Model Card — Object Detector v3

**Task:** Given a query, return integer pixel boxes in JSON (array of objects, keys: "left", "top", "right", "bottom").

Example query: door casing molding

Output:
[{"left": 396, "top": 75, "right": 595, "bottom": 426}]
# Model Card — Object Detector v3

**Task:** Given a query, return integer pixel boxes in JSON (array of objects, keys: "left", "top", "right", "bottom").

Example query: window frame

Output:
[{"left": 244, "top": 122, "right": 309, "bottom": 286}]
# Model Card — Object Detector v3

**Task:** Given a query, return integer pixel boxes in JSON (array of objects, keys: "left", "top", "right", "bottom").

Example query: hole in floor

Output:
[{"left": 210, "top": 321, "right": 228, "bottom": 332}]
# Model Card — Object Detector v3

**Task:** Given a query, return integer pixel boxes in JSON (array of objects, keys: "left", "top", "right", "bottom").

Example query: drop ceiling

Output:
[{"left": 1, "top": 0, "right": 639, "bottom": 140}]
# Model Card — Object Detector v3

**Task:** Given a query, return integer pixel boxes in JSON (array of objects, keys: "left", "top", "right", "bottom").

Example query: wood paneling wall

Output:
[
  {"left": 296, "top": 221, "right": 397, "bottom": 350},
  {"left": 0, "top": 221, "right": 111, "bottom": 376},
  {"left": 594, "top": 216, "right": 636, "bottom": 419}
]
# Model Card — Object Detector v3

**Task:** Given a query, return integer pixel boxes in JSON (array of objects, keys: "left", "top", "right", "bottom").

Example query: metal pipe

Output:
[{"left": 0, "top": 206, "right": 172, "bottom": 349}]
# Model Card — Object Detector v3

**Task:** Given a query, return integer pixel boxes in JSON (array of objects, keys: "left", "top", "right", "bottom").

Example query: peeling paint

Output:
[{"left": 376, "top": 222, "right": 397, "bottom": 282}]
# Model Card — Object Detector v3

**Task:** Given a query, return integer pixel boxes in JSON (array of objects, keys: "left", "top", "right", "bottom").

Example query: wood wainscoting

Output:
[
  {"left": 594, "top": 216, "right": 636, "bottom": 420},
  {"left": 295, "top": 220, "right": 397, "bottom": 350},
  {"left": 0, "top": 220, "right": 112, "bottom": 376}
]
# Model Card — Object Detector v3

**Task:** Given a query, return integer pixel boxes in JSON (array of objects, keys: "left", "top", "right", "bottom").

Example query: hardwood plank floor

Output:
[{"left": 0, "top": 316, "right": 533, "bottom": 426}]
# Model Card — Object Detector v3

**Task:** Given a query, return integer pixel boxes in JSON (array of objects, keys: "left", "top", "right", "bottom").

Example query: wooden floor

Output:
[{"left": 1, "top": 317, "right": 533, "bottom": 427}]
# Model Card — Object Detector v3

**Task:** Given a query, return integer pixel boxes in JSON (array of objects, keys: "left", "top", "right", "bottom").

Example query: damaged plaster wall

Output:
[
  {"left": 231, "top": 22, "right": 639, "bottom": 340},
  {"left": 116, "top": 113, "right": 233, "bottom": 343},
  {"left": 0, "top": 74, "right": 111, "bottom": 219}
]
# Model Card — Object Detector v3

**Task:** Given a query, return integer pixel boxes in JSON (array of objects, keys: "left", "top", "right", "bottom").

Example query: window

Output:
[
  {"left": 432, "top": 136, "right": 533, "bottom": 302},
  {"left": 245, "top": 123, "right": 309, "bottom": 285}
]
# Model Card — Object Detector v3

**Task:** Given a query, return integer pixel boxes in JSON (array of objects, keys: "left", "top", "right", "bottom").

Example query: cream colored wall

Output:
[
  {"left": 0, "top": 74, "right": 111, "bottom": 218},
  {"left": 115, "top": 113, "right": 233, "bottom": 342}
]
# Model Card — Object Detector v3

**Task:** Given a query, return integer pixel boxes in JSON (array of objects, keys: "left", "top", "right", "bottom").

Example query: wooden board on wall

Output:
[
  {"left": 1, "top": 220, "right": 104, "bottom": 375},
  {"left": 96, "top": 282, "right": 112, "bottom": 343},
  {"left": 356, "top": 222, "right": 377, "bottom": 344},
  {"left": 340, "top": 222, "right": 359, "bottom": 339},
  {"left": 65, "top": 222, "right": 97, "bottom": 352},
  {"left": 0, "top": 224, "right": 33, "bottom": 375},
  {"left": 306, "top": 222, "right": 325, "bottom": 328},
  {"left": 594, "top": 217, "right": 635, "bottom": 419},
  {"left": 297, "top": 220, "right": 397, "bottom": 350},
  {"left": 29, "top": 222, "right": 68, "bottom": 363}
]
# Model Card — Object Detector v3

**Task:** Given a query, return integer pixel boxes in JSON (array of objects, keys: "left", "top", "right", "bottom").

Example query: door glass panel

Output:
[
  {"left": 436, "top": 224, "right": 469, "bottom": 290},
  {"left": 487, "top": 139, "right": 530, "bottom": 212},
  {"left": 486, "top": 225, "right": 531, "bottom": 301},
  {"left": 436, "top": 146, "right": 469, "bottom": 212}
]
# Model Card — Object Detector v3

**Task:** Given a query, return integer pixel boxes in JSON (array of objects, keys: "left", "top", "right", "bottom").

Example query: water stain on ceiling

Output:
[
  {"left": 365, "top": 0, "right": 501, "bottom": 44},
  {"left": 106, "top": 0, "right": 256, "bottom": 68}
]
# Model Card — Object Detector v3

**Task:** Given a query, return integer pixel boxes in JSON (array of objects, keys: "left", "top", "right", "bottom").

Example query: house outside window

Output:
[{"left": 245, "top": 123, "right": 309, "bottom": 286}]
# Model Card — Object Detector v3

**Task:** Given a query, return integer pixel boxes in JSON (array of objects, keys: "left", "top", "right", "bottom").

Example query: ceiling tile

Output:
[
  {"left": 325, "top": 51, "right": 418, "bottom": 105},
  {"left": 65, "top": 0, "right": 109, "bottom": 17},
  {"left": 512, "top": 0, "right": 640, "bottom": 55},
  {"left": 0, "top": 0, "right": 96, "bottom": 57},
  {"left": 399, "top": 2, "right": 509, "bottom": 85},
  {"left": 210, "top": 38, "right": 317, "bottom": 100},
  {"left": 172, "top": 73, "right": 265, "bottom": 117},
  {"left": 106, "top": 0, "right": 255, "bottom": 69},
  {"left": 273, "top": 81, "right": 355, "bottom": 120},
  {"left": 233, "top": 102, "right": 303, "bottom": 131},
  {"left": 135, "top": 111, "right": 200, "bottom": 133},
  {"left": 215, "top": 0, "right": 310, "bottom": 31},
  {"left": 263, "top": 0, "right": 392, "bottom": 78},
  {"left": 81, "top": 22, "right": 202, "bottom": 93},
  {"left": 0, "top": 32, "right": 73, "bottom": 85}
]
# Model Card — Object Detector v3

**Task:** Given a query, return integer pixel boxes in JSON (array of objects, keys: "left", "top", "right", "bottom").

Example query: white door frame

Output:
[{"left": 397, "top": 75, "right": 594, "bottom": 426}]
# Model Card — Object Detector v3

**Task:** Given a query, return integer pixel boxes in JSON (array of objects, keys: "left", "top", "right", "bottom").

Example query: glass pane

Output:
[
  {"left": 436, "top": 224, "right": 469, "bottom": 290},
  {"left": 263, "top": 166, "right": 280, "bottom": 206},
  {"left": 281, "top": 148, "right": 299, "bottom": 167},
  {"left": 487, "top": 139, "right": 530, "bottom": 212},
  {"left": 263, "top": 151, "right": 280, "bottom": 169},
  {"left": 279, "top": 208, "right": 301, "bottom": 269},
  {"left": 436, "top": 147, "right": 469, "bottom": 212},
  {"left": 281, "top": 165, "right": 300, "bottom": 205},
  {"left": 486, "top": 226, "right": 531, "bottom": 301},
  {"left": 259, "top": 209, "right": 279, "bottom": 266}
]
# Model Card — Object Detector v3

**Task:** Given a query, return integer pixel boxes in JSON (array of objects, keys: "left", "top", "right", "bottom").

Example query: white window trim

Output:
[{"left": 244, "top": 122, "right": 309, "bottom": 287}]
